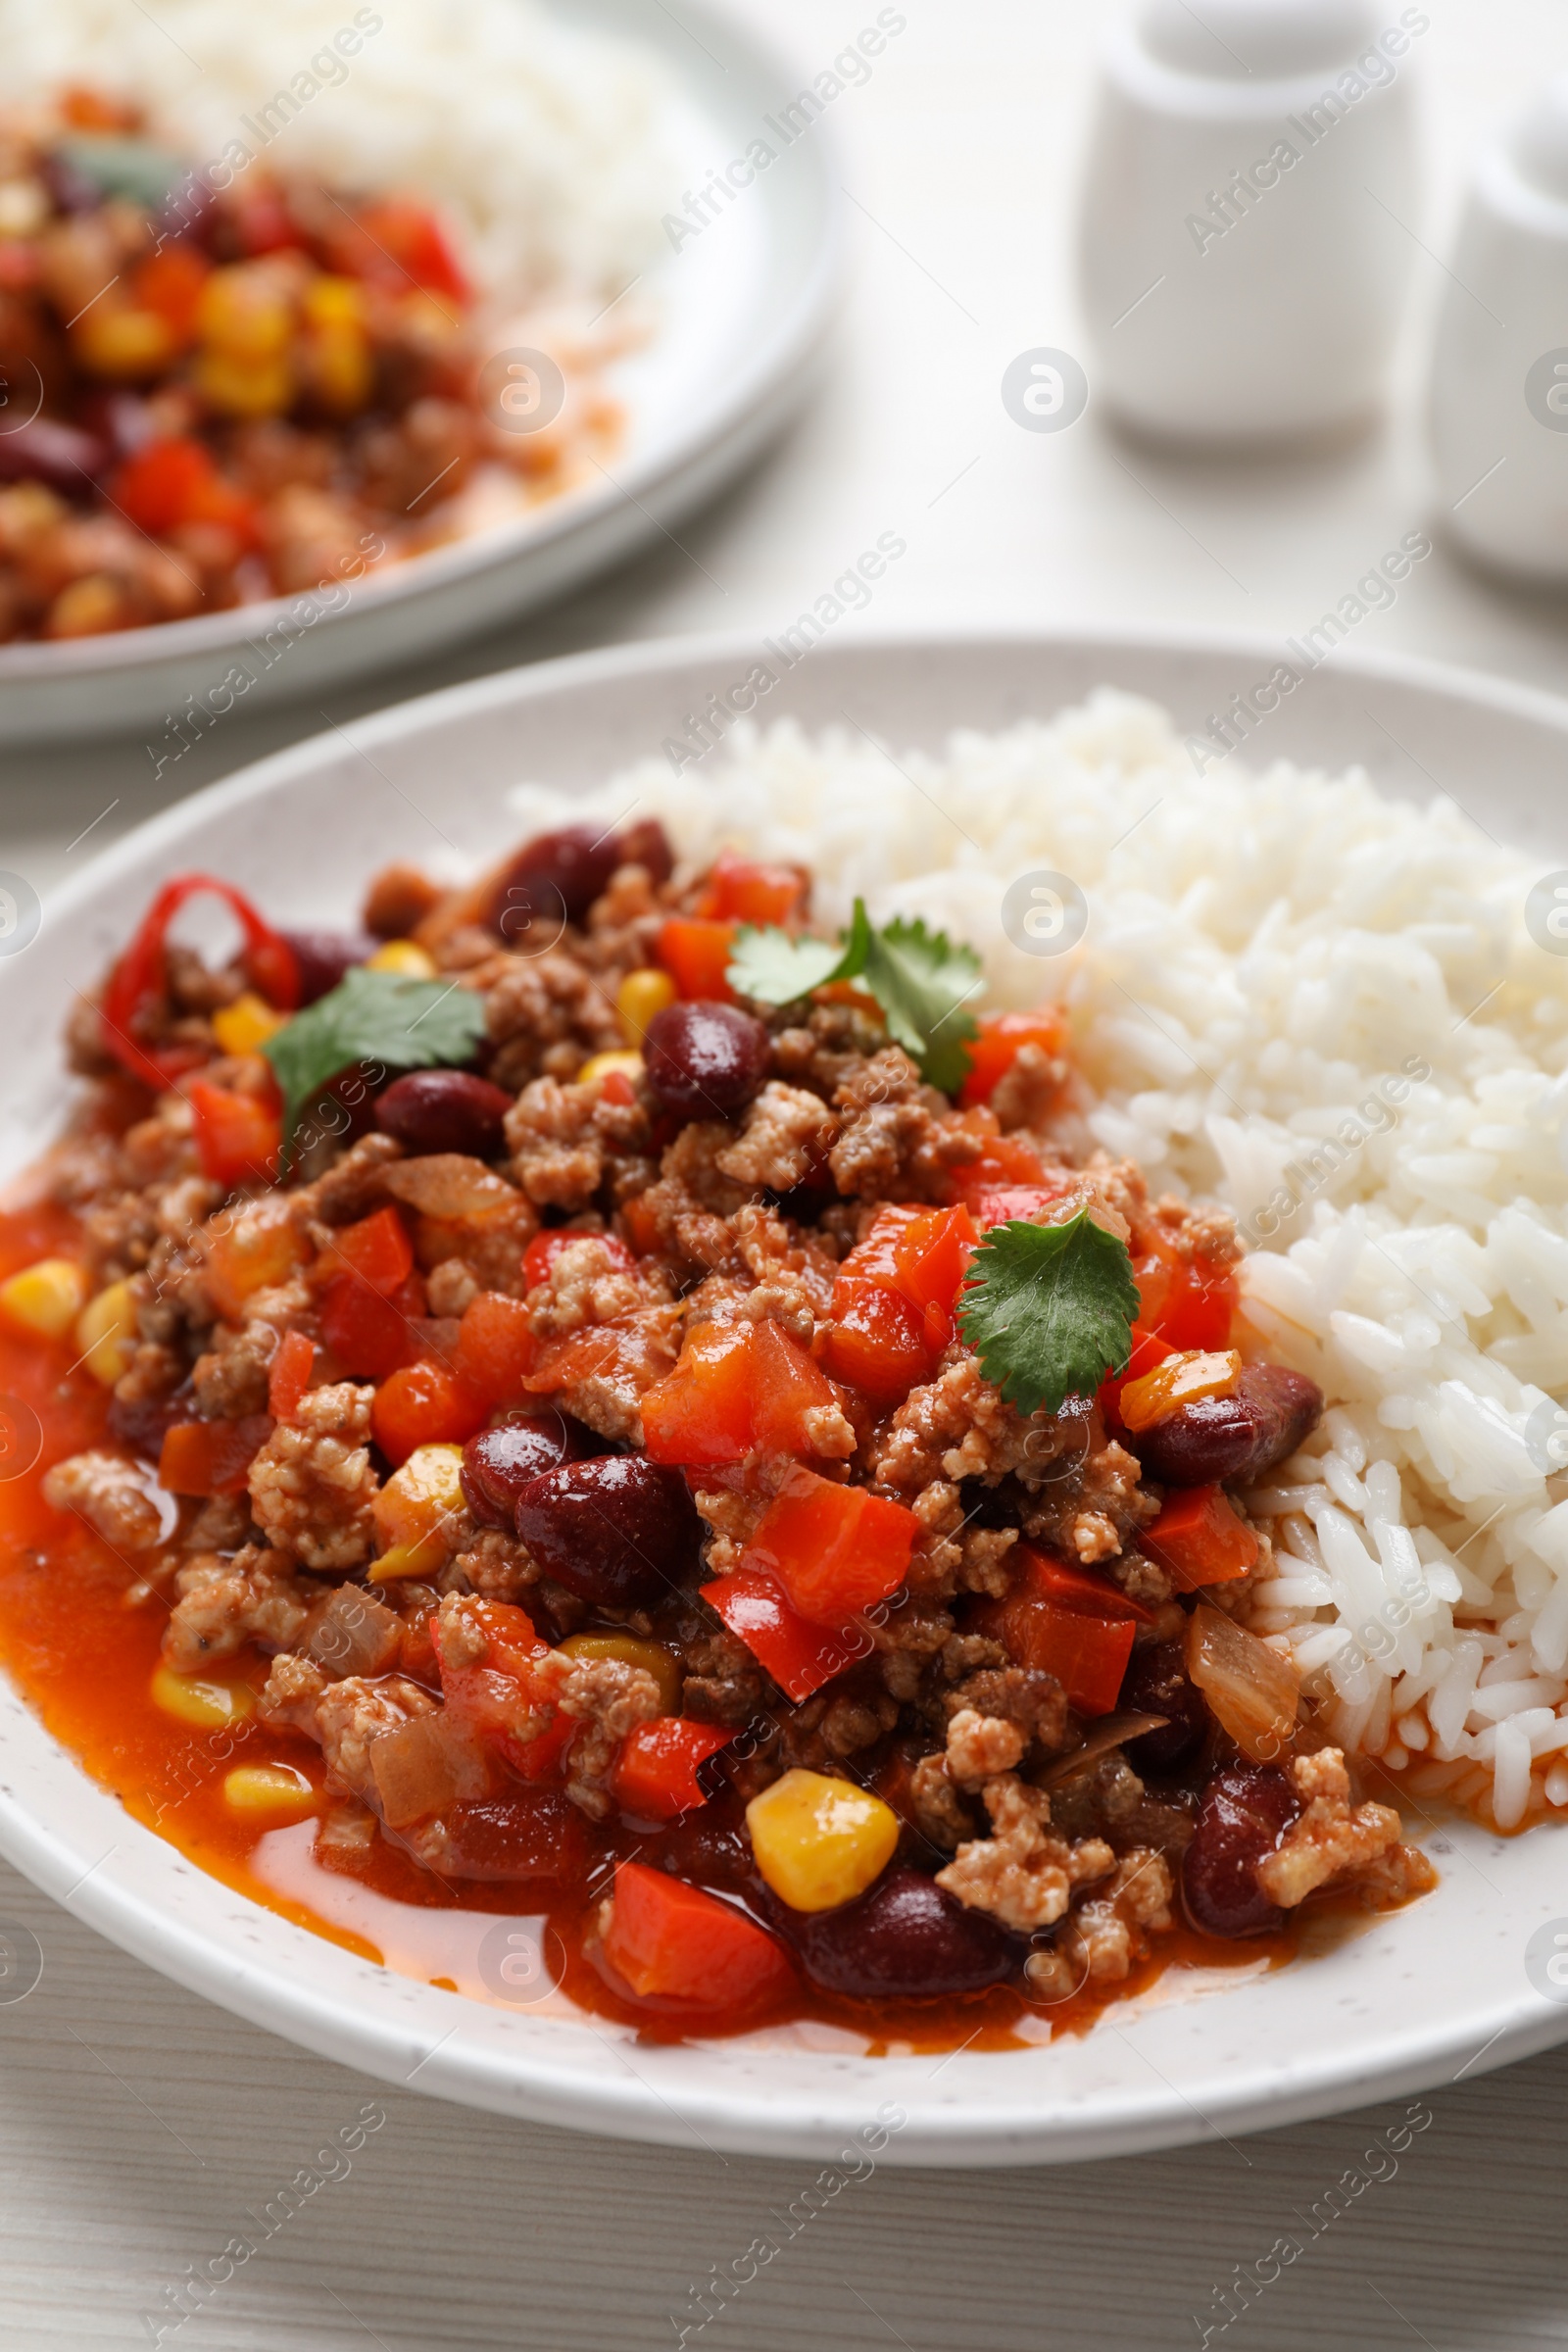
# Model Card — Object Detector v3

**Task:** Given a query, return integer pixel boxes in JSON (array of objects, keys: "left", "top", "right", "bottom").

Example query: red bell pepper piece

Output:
[
  {"left": 979, "top": 1544, "right": 1149, "bottom": 1716},
  {"left": 946, "top": 1125, "right": 1050, "bottom": 1207},
  {"left": 454, "top": 1289, "right": 537, "bottom": 1405},
  {"left": 158, "top": 1414, "right": 272, "bottom": 1497},
  {"left": 433, "top": 1596, "right": 569, "bottom": 1780},
  {"left": 958, "top": 1008, "right": 1068, "bottom": 1110},
  {"left": 321, "top": 1205, "right": 413, "bottom": 1297},
  {"left": 611, "top": 1718, "right": 737, "bottom": 1820},
  {"left": 186, "top": 1079, "right": 281, "bottom": 1191},
  {"left": 1142, "top": 1484, "right": 1259, "bottom": 1592},
  {"left": 701, "top": 1567, "right": 867, "bottom": 1702},
  {"left": 130, "top": 246, "right": 212, "bottom": 340},
  {"left": 110, "top": 436, "right": 260, "bottom": 545},
  {"left": 821, "top": 1277, "right": 931, "bottom": 1406},
  {"left": 320, "top": 1271, "right": 422, "bottom": 1381},
  {"left": 694, "top": 850, "right": 805, "bottom": 928},
  {"left": 267, "top": 1328, "right": 316, "bottom": 1423},
  {"left": 353, "top": 197, "right": 471, "bottom": 302},
  {"left": 741, "top": 1470, "right": 918, "bottom": 1626},
  {"left": 371, "top": 1359, "right": 489, "bottom": 1468},
  {"left": 658, "top": 916, "right": 737, "bottom": 1003},
  {"left": 597, "top": 1860, "right": 794, "bottom": 2014},
  {"left": 641, "top": 1318, "right": 842, "bottom": 1468},
  {"left": 972, "top": 1182, "right": 1077, "bottom": 1230},
  {"left": 521, "top": 1228, "right": 635, "bottom": 1292},
  {"left": 99, "top": 874, "right": 300, "bottom": 1089}
]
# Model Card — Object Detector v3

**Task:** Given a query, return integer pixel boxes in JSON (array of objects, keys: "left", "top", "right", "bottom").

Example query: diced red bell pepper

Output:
[
  {"left": 611, "top": 1718, "right": 736, "bottom": 1820},
  {"left": 131, "top": 245, "right": 212, "bottom": 341},
  {"left": 701, "top": 1567, "right": 865, "bottom": 1702},
  {"left": 231, "top": 182, "right": 306, "bottom": 256},
  {"left": 109, "top": 436, "right": 260, "bottom": 546},
  {"left": 825, "top": 1204, "right": 977, "bottom": 1397},
  {"left": 322, "top": 1205, "right": 414, "bottom": 1297},
  {"left": 521, "top": 1227, "right": 634, "bottom": 1292},
  {"left": 187, "top": 1079, "right": 281, "bottom": 1192},
  {"left": 694, "top": 850, "right": 805, "bottom": 928},
  {"left": 820, "top": 1278, "right": 931, "bottom": 1407},
  {"left": 158, "top": 1413, "right": 271, "bottom": 1497},
  {"left": 658, "top": 916, "right": 737, "bottom": 1003},
  {"left": 1141, "top": 1484, "right": 1259, "bottom": 1592},
  {"left": 977, "top": 1544, "right": 1149, "bottom": 1717},
  {"left": 598, "top": 1860, "right": 794, "bottom": 2014},
  {"left": 958, "top": 1008, "right": 1068, "bottom": 1109},
  {"left": 641, "top": 1318, "right": 842, "bottom": 1468},
  {"left": 320, "top": 1271, "right": 421, "bottom": 1381},
  {"left": 454, "top": 1290, "right": 537, "bottom": 1405},
  {"left": 741, "top": 1470, "right": 918, "bottom": 1626},
  {"left": 1109, "top": 1245, "right": 1240, "bottom": 1397},
  {"left": 99, "top": 873, "right": 300, "bottom": 1090},
  {"left": 353, "top": 197, "right": 471, "bottom": 302},
  {"left": 267, "top": 1328, "right": 315, "bottom": 1423},
  {"left": 372, "top": 1359, "right": 489, "bottom": 1468},
  {"left": 433, "top": 1595, "right": 570, "bottom": 1779},
  {"left": 946, "top": 1124, "right": 1050, "bottom": 1208},
  {"left": 972, "top": 1182, "right": 1077, "bottom": 1231}
]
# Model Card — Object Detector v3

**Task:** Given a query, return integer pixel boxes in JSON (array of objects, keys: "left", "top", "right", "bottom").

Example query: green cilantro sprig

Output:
[
  {"left": 727, "top": 898, "right": 981, "bottom": 1093},
  {"left": 956, "top": 1209, "right": 1141, "bottom": 1415},
  {"left": 261, "top": 966, "right": 488, "bottom": 1156}
]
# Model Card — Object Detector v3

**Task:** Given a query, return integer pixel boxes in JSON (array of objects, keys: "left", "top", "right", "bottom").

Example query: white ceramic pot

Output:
[
  {"left": 1078, "top": 0, "right": 1426, "bottom": 445},
  {"left": 1430, "top": 78, "right": 1568, "bottom": 582}
]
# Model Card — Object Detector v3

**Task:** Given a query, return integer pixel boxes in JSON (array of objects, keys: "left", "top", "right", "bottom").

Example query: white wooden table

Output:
[{"left": 5, "top": 3, "right": 1568, "bottom": 2342}]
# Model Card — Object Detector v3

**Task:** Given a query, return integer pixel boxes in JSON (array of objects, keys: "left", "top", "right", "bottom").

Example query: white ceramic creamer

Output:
[
  {"left": 1078, "top": 0, "right": 1427, "bottom": 445},
  {"left": 1430, "top": 78, "right": 1568, "bottom": 582}
]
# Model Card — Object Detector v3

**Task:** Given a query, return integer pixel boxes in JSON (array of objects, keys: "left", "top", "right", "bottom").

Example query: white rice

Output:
[
  {"left": 0, "top": 0, "right": 677, "bottom": 296},
  {"left": 507, "top": 690, "right": 1568, "bottom": 1830}
]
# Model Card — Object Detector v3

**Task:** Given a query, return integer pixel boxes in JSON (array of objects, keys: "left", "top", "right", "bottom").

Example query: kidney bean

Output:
[
  {"left": 513, "top": 1455, "right": 699, "bottom": 1608},
  {"left": 1132, "top": 1364, "right": 1323, "bottom": 1489},
  {"left": 39, "top": 148, "right": 102, "bottom": 214},
  {"left": 1181, "top": 1759, "right": 1301, "bottom": 1938},
  {"left": 642, "top": 1001, "right": 772, "bottom": 1120},
  {"left": 618, "top": 817, "right": 674, "bottom": 885},
  {"left": 1119, "top": 1640, "right": 1209, "bottom": 1776},
  {"left": 485, "top": 823, "right": 623, "bottom": 938},
  {"left": 376, "top": 1069, "right": 513, "bottom": 1158},
  {"left": 276, "top": 929, "right": 374, "bottom": 1006},
  {"left": 777, "top": 1864, "right": 1019, "bottom": 1999},
  {"left": 461, "top": 1413, "right": 600, "bottom": 1528},
  {"left": 0, "top": 417, "right": 107, "bottom": 496},
  {"left": 106, "top": 1383, "right": 194, "bottom": 1459}
]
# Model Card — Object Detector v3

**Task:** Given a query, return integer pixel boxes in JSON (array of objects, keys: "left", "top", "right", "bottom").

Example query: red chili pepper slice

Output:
[{"left": 100, "top": 874, "right": 300, "bottom": 1090}]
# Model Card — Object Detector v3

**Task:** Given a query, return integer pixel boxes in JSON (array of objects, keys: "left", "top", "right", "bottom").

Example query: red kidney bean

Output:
[
  {"left": 375, "top": 1069, "right": 513, "bottom": 1157},
  {"left": 1131, "top": 1364, "right": 1323, "bottom": 1489},
  {"left": 461, "top": 1413, "right": 600, "bottom": 1528},
  {"left": 277, "top": 929, "right": 374, "bottom": 1006},
  {"left": 1181, "top": 1759, "right": 1301, "bottom": 1938},
  {"left": 40, "top": 148, "right": 102, "bottom": 214},
  {"left": 777, "top": 1865, "right": 1019, "bottom": 1999},
  {"left": 485, "top": 823, "right": 623, "bottom": 938},
  {"left": 106, "top": 1383, "right": 195, "bottom": 1459},
  {"left": 513, "top": 1455, "right": 699, "bottom": 1607},
  {"left": 0, "top": 417, "right": 107, "bottom": 496},
  {"left": 1118, "top": 1640, "right": 1209, "bottom": 1776},
  {"left": 643, "top": 1001, "right": 772, "bottom": 1119},
  {"left": 618, "top": 817, "right": 674, "bottom": 885}
]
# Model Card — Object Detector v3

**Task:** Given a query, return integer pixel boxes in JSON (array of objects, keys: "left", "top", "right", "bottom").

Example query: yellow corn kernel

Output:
[
  {"left": 193, "top": 347, "right": 293, "bottom": 419},
  {"left": 577, "top": 1049, "right": 644, "bottom": 1088},
  {"left": 305, "top": 323, "right": 373, "bottom": 416},
  {"left": 45, "top": 572, "right": 132, "bottom": 639},
  {"left": 196, "top": 265, "right": 294, "bottom": 360},
  {"left": 212, "top": 992, "right": 287, "bottom": 1057},
  {"left": 1119, "top": 1348, "right": 1243, "bottom": 1435},
  {"left": 366, "top": 940, "right": 438, "bottom": 979},
  {"left": 615, "top": 966, "right": 676, "bottom": 1043},
  {"left": 223, "top": 1762, "right": 318, "bottom": 1817},
  {"left": 151, "top": 1664, "right": 257, "bottom": 1731},
  {"left": 303, "top": 273, "right": 367, "bottom": 329},
  {"left": 558, "top": 1631, "right": 680, "bottom": 1715},
  {"left": 74, "top": 1278, "right": 137, "bottom": 1386},
  {"left": 370, "top": 1442, "right": 466, "bottom": 1581},
  {"left": 0, "top": 1256, "right": 88, "bottom": 1340},
  {"left": 73, "top": 305, "right": 176, "bottom": 379},
  {"left": 745, "top": 1768, "right": 900, "bottom": 1914},
  {"left": 204, "top": 1207, "right": 307, "bottom": 1321}
]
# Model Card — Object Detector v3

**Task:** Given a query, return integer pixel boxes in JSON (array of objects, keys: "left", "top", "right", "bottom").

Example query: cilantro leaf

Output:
[
  {"left": 859, "top": 914, "right": 981, "bottom": 1094},
  {"left": 261, "top": 966, "right": 488, "bottom": 1154},
  {"left": 726, "top": 921, "right": 855, "bottom": 1006},
  {"left": 956, "top": 1210, "right": 1140, "bottom": 1416}
]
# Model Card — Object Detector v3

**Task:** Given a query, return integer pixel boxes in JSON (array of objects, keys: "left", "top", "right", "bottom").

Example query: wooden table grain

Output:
[{"left": 4, "top": 2, "right": 1568, "bottom": 2343}]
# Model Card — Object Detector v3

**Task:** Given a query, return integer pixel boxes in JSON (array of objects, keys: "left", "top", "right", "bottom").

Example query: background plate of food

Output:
[
  {"left": 0, "top": 0, "right": 843, "bottom": 742},
  {"left": 2, "top": 625, "right": 1568, "bottom": 2167}
]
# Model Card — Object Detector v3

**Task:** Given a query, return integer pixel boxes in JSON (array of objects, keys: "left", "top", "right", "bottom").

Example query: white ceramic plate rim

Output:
[{"left": 6, "top": 621, "right": 1568, "bottom": 2169}]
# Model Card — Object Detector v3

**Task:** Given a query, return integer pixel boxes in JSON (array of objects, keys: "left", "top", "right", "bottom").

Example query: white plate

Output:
[
  {"left": 5, "top": 626, "right": 1568, "bottom": 2168},
  {"left": 0, "top": 0, "right": 841, "bottom": 746}
]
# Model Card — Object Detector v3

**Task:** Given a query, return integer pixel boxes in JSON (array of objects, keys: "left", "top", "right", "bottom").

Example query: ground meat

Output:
[
  {"left": 714, "top": 1082, "right": 838, "bottom": 1193},
  {"left": 1059, "top": 1848, "right": 1175, "bottom": 1983},
  {"left": 191, "top": 1320, "right": 279, "bottom": 1419},
  {"left": 476, "top": 948, "right": 623, "bottom": 1089},
  {"left": 247, "top": 1381, "right": 378, "bottom": 1571},
  {"left": 827, "top": 1050, "right": 952, "bottom": 1201},
  {"left": 727, "top": 1203, "right": 837, "bottom": 1343},
  {"left": 290, "top": 1133, "right": 404, "bottom": 1228},
  {"left": 525, "top": 1298, "right": 682, "bottom": 1446},
  {"left": 1142, "top": 1190, "right": 1243, "bottom": 1269},
  {"left": 989, "top": 1042, "right": 1067, "bottom": 1134},
  {"left": 363, "top": 860, "right": 444, "bottom": 940},
  {"left": 945, "top": 1708, "right": 1025, "bottom": 1787},
  {"left": 425, "top": 1258, "right": 480, "bottom": 1316},
  {"left": 444, "top": 1527, "right": 541, "bottom": 1603},
  {"left": 692, "top": 1484, "right": 769, "bottom": 1579},
  {"left": 681, "top": 1624, "right": 769, "bottom": 1725},
  {"left": 1019, "top": 1439, "right": 1160, "bottom": 1563},
  {"left": 873, "top": 1350, "right": 1098, "bottom": 1497},
  {"left": 767, "top": 999, "right": 891, "bottom": 1101},
  {"left": 41, "top": 1450, "right": 167, "bottom": 1552},
  {"left": 183, "top": 1494, "right": 252, "bottom": 1552},
  {"left": 909, "top": 1751, "right": 977, "bottom": 1850},
  {"left": 1254, "top": 1748, "right": 1432, "bottom": 1910},
  {"left": 943, "top": 1666, "right": 1069, "bottom": 1752},
  {"left": 526, "top": 1236, "right": 665, "bottom": 1339},
  {"left": 162, "top": 1544, "right": 313, "bottom": 1671},
  {"left": 260, "top": 1654, "right": 437, "bottom": 1805},
  {"left": 936, "top": 1774, "right": 1115, "bottom": 1935},
  {"left": 530, "top": 1648, "right": 662, "bottom": 1820},
  {"left": 506, "top": 1075, "right": 649, "bottom": 1210}
]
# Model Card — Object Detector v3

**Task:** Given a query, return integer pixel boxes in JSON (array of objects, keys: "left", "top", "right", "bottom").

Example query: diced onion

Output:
[{"left": 1185, "top": 1602, "right": 1300, "bottom": 1761}]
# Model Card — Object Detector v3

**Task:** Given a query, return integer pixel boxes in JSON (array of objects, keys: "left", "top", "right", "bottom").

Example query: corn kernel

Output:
[
  {"left": 196, "top": 265, "right": 294, "bottom": 360},
  {"left": 365, "top": 940, "right": 439, "bottom": 979},
  {"left": 577, "top": 1049, "right": 644, "bottom": 1087},
  {"left": 0, "top": 1257, "right": 88, "bottom": 1340},
  {"left": 558, "top": 1631, "right": 680, "bottom": 1715},
  {"left": 73, "top": 304, "right": 176, "bottom": 379},
  {"left": 212, "top": 992, "right": 286, "bottom": 1056},
  {"left": 305, "top": 323, "right": 373, "bottom": 416},
  {"left": 745, "top": 1768, "right": 900, "bottom": 1913},
  {"left": 370, "top": 1442, "right": 465, "bottom": 1581},
  {"left": 193, "top": 347, "right": 294, "bottom": 419},
  {"left": 1119, "top": 1348, "right": 1242, "bottom": 1435},
  {"left": 45, "top": 572, "right": 132, "bottom": 639},
  {"left": 303, "top": 274, "right": 367, "bottom": 328},
  {"left": 151, "top": 1664, "right": 257, "bottom": 1731},
  {"left": 367, "top": 1538, "right": 445, "bottom": 1584},
  {"left": 204, "top": 1208, "right": 307, "bottom": 1321},
  {"left": 223, "top": 1762, "right": 318, "bottom": 1817},
  {"left": 615, "top": 966, "right": 676, "bottom": 1043},
  {"left": 74, "top": 1278, "right": 137, "bottom": 1386}
]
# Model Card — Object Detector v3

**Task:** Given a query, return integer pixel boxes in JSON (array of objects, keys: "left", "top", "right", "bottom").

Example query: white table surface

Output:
[{"left": 5, "top": 2, "right": 1568, "bottom": 2343}]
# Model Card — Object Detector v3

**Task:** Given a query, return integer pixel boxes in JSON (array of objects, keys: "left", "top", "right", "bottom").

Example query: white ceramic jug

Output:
[
  {"left": 1430, "top": 78, "right": 1568, "bottom": 582},
  {"left": 1078, "top": 0, "right": 1426, "bottom": 445}
]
